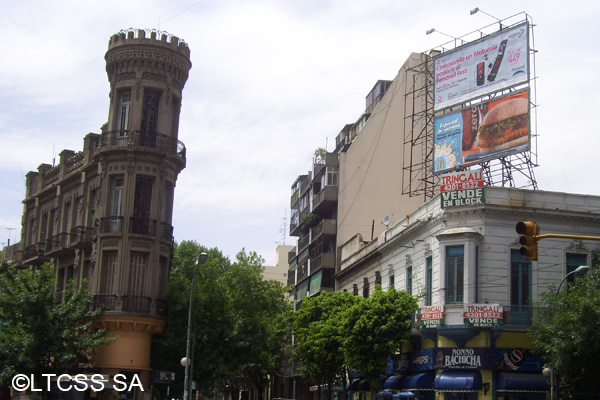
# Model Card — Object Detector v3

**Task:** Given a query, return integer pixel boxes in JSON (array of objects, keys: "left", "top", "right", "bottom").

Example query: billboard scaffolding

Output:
[{"left": 402, "top": 12, "right": 538, "bottom": 197}]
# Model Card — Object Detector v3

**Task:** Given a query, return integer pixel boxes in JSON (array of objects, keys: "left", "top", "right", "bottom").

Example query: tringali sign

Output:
[
  {"left": 463, "top": 303, "right": 503, "bottom": 327},
  {"left": 440, "top": 170, "right": 485, "bottom": 209}
]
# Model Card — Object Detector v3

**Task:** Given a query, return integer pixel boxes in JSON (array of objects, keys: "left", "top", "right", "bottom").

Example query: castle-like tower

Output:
[
  {"left": 91, "top": 28, "right": 192, "bottom": 388},
  {"left": 15, "top": 28, "right": 192, "bottom": 393}
]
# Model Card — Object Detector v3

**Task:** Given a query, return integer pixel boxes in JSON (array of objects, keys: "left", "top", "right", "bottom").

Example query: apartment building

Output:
[{"left": 6, "top": 29, "right": 192, "bottom": 395}]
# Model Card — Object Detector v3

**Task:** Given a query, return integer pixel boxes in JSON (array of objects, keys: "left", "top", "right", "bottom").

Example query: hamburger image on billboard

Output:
[
  {"left": 434, "top": 89, "right": 530, "bottom": 174},
  {"left": 476, "top": 94, "right": 529, "bottom": 153}
]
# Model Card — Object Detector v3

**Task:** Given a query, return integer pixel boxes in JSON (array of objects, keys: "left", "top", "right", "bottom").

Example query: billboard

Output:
[
  {"left": 433, "top": 22, "right": 529, "bottom": 111},
  {"left": 433, "top": 89, "right": 529, "bottom": 174}
]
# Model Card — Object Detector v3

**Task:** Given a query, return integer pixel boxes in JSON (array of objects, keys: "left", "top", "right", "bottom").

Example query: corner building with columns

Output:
[{"left": 7, "top": 28, "right": 192, "bottom": 394}]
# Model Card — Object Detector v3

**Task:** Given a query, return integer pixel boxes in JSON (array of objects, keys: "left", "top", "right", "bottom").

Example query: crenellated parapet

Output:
[{"left": 105, "top": 28, "right": 192, "bottom": 91}]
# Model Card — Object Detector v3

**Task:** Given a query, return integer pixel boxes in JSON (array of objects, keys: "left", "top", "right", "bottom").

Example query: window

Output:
[
  {"left": 133, "top": 177, "right": 154, "bottom": 235},
  {"left": 406, "top": 267, "right": 413, "bottom": 295},
  {"left": 100, "top": 252, "right": 118, "bottom": 293},
  {"left": 128, "top": 252, "right": 148, "bottom": 296},
  {"left": 510, "top": 249, "right": 531, "bottom": 308},
  {"left": 389, "top": 273, "right": 395, "bottom": 289},
  {"left": 117, "top": 91, "right": 131, "bottom": 138},
  {"left": 142, "top": 89, "right": 161, "bottom": 134},
  {"left": 446, "top": 246, "right": 464, "bottom": 304},
  {"left": 425, "top": 256, "right": 433, "bottom": 306},
  {"left": 363, "top": 278, "right": 370, "bottom": 298},
  {"left": 566, "top": 253, "right": 587, "bottom": 285},
  {"left": 111, "top": 177, "right": 124, "bottom": 216}
]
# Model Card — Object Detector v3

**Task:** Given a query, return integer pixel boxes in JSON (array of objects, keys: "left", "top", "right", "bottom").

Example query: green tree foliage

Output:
[
  {"left": 531, "top": 265, "right": 600, "bottom": 399},
  {"left": 294, "top": 291, "right": 359, "bottom": 399},
  {"left": 342, "top": 286, "right": 418, "bottom": 390},
  {"left": 293, "top": 286, "right": 417, "bottom": 395},
  {"left": 0, "top": 262, "right": 109, "bottom": 384},
  {"left": 153, "top": 241, "right": 292, "bottom": 398}
]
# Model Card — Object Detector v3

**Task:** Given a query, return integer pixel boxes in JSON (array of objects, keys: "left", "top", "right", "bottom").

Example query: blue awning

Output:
[
  {"left": 393, "top": 392, "right": 416, "bottom": 398},
  {"left": 348, "top": 379, "right": 370, "bottom": 392},
  {"left": 401, "top": 371, "right": 435, "bottom": 391},
  {"left": 434, "top": 371, "right": 482, "bottom": 392},
  {"left": 377, "top": 391, "right": 416, "bottom": 398},
  {"left": 383, "top": 375, "right": 405, "bottom": 390},
  {"left": 496, "top": 373, "right": 550, "bottom": 393}
]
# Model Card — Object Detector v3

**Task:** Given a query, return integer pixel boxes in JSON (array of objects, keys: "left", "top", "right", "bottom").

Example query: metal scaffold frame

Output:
[{"left": 402, "top": 12, "right": 538, "bottom": 199}]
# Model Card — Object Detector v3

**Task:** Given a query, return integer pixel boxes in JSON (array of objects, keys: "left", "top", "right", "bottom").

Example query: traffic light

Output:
[{"left": 516, "top": 220, "right": 539, "bottom": 261}]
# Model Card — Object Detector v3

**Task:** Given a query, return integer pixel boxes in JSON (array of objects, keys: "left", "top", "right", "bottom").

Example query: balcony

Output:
[
  {"left": 503, "top": 305, "right": 535, "bottom": 326},
  {"left": 97, "top": 130, "right": 186, "bottom": 161},
  {"left": 130, "top": 217, "right": 157, "bottom": 236},
  {"left": 93, "top": 294, "right": 168, "bottom": 318},
  {"left": 94, "top": 294, "right": 119, "bottom": 311},
  {"left": 298, "top": 233, "right": 310, "bottom": 252},
  {"left": 23, "top": 242, "right": 49, "bottom": 265},
  {"left": 287, "top": 271, "right": 296, "bottom": 287},
  {"left": 122, "top": 295, "right": 152, "bottom": 314},
  {"left": 45, "top": 232, "right": 72, "bottom": 256},
  {"left": 160, "top": 222, "right": 174, "bottom": 242},
  {"left": 310, "top": 252, "right": 335, "bottom": 274},
  {"left": 312, "top": 186, "right": 337, "bottom": 215},
  {"left": 99, "top": 216, "right": 123, "bottom": 234},
  {"left": 310, "top": 219, "right": 336, "bottom": 241},
  {"left": 288, "top": 248, "right": 297, "bottom": 263},
  {"left": 69, "top": 226, "right": 93, "bottom": 249}
]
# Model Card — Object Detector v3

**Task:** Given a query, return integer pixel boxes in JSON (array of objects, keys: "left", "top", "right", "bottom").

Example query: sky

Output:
[{"left": 1, "top": 0, "right": 599, "bottom": 266}]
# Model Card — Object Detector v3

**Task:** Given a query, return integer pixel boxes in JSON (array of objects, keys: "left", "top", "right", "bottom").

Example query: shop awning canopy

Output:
[
  {"left": 348, "top": 379, "right": 371, "bottom": 392},
  {"left": 383, "top": 375, "right": 405, "bottom": 390},
  {"left": 434, "top": 371, "right": 482, "bottom": 392},
  {"left": 393, "top": 392, "right": 416, "bottom": 398},
  {"left": 401, "top": 371, "right": 435, "bottom": 391},
  {"left": 496, "top": 372, "right": 550, "bottom": 393},
  {"left": 377, "top": 391, "right": 416, "bottom": 399}
]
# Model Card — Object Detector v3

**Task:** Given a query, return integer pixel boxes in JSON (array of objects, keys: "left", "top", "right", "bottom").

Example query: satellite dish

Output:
[{"left": 382, "top": 216, "right": 391, "bottom": 226}]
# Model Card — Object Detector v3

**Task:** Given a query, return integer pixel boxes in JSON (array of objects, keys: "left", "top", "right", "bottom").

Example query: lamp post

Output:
[
  {"left": 547, "top": 265, "right": 590, "bottom": 400},
  {"left": 182, "top": 252, "right": 208, "bottom": 400}
]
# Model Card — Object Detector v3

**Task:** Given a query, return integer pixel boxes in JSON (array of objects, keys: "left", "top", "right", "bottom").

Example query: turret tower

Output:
[{"left": 90, "top": 28, "right": 192, "bottom": 392}]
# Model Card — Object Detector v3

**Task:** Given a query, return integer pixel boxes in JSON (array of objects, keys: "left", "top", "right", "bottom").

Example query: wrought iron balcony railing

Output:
[
  {"left": 99, "top": 216, "right": 123, "bottom": 234},
  {"left": 98, "top": 130, "right": 186, "bottom": 160},
  {"left": 130, "top": 217, "right": 157, "bottom": 236}
]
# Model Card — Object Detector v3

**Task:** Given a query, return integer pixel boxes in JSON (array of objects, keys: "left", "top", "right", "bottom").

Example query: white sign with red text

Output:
[{"left": 440, "top": 170, "right": 484, "bottom": 192}]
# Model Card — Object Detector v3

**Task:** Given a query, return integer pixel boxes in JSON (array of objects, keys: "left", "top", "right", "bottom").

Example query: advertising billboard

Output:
[
  {"left": 433, "top": 89, "right": 529, "bottom": 174},
  {"left": 433, "top": 22, "right": 529, "bottom": 111}
]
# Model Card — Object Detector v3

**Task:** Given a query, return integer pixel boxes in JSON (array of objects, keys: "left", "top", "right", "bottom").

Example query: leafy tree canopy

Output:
[
  {"left": 294, "top": 291, "right": 358, "bottom": 386},
  {"left": 531, "top": 263, "right": 600, "bottom": 400},
  {"left": 0, "top": 262, "right": 109, "bottom": 384},
  {"left": 342, "top": 286, "right": 418, "bottom": 389},
  {"left": 153, "top": 241, "right": 292, "bottom": 398}
]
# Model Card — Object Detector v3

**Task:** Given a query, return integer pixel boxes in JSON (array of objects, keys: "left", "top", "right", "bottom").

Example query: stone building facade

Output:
[{"left": 8, "top": 28, "right": 192, "bottom": 395}]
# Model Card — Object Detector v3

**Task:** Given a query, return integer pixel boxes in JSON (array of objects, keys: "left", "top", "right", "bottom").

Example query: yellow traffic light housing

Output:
[{"left": 516, "top": 220, "right": 539, "bottom": 261}]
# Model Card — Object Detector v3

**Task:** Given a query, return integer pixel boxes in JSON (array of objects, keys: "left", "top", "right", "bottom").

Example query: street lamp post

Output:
[
  {"left": 182, "top": 252, "right": 208, "bottom": 400},
  {"left": 548, "top": 265, "right": 590, "bottom": 400}
]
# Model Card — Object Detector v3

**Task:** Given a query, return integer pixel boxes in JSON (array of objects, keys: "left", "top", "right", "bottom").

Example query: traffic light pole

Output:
[{"left": 535, "top": 233, "right": 600, "bottom": 241}]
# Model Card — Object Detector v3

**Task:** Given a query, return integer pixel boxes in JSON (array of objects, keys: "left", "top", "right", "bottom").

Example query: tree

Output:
[
  {"left": 153, "top": 241, "right": 292, "bottom": 399},
  {"left": 0, "top": 262, "right": 109, "bottom": 385},
  {"left": 294, "top": 291, "right": 359, "bottom": 400},
  {"left": 531, "top": 264, "right": 600, "bottom": 399},
  {"left": 223, "top": 250, "right": 292, "bottom": 399},
  {"left": 342, "top": 286, "right": 418, "bottom": 391}
]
